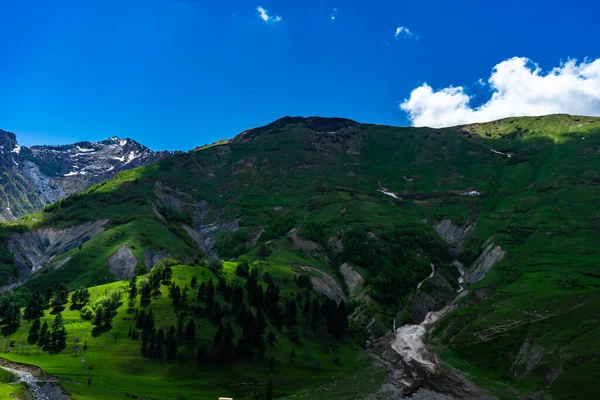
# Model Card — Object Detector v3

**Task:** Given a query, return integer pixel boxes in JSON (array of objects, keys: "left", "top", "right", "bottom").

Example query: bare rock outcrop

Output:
[
  {"left": 511, "top": 339, "right": 544, "bottom": 378},
  {"left": 233, "top": 156, "right": 257, "bottom": 174},
  {"left": 327, "top": 232, "right": 344, "bottom": 254},
  {"left": 339, "top": 263, "right": 364, "bottom": 298},
  {"left": 464, "top": 243, "right": 505, "bottom": 284},
  {"left": 154, "top": 183, "right": 190, "bottom": 212},
  {"left": 434, "top": 220, "right": 474, "bottom": 255},
  {"left": 7, "top": 220, "right": 108, "bottom": 278},
  {"left": 154, "top": 181, "right": 240, "bottom": 260},
  {"left": 144, "top": 249, "right": 170, "bottom": 269},
  {"left": 294, "top": 265, "right": 346, "bottom": 303},
  {"left": 288, "top": 229, "right": 328, "bottom": 261},
  {"left": 108, "top": 245, "right": 137, "bottom": 280}
]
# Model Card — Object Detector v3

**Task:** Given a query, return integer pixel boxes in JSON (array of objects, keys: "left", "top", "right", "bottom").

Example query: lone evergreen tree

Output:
[
  {"left": 38, "top": 321, "right": 49, "bottom": 347},
  {"left": 28, "top": 318, "right": 41, "bottom": 344},
  {"left": 129, "top": 275, "right": 138, "bottom": 300},
  {"left": 184, "top": 319, "right": 196, "bottom": 341}
]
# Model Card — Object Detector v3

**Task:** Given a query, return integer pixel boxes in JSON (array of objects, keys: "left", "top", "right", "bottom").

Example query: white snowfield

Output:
[
  {"left": 64, "top": 171, "right": 89, "bottom": 177},
  {"left": 490, "top": 148, "right": 512, "bottom": 158},
  {"left": 75, "top": 146, "right": 95, "bottom": 153},
  {"left": 377, "top": 188, "right": 402, "bottom": 199},
  {"left": 391, "top": 308, "right": 447, "bottom": 373},
  {"left": 459, "top": 190, "right": 481, "bottom": 197}
]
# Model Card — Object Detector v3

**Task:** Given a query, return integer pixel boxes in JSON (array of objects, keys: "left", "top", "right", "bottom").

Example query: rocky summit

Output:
[{"left": 0, "top": 129, "right": 173, "bottom": 221}]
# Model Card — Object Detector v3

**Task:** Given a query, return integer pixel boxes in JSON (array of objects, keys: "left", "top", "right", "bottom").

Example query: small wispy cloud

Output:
[
  {"left": 394, "top": 26, "right": 415, "bottom": 39},
  {"left": 256, "top": 6, "right": 282, "bottom": 23},
  {"left": 330, "top": 8, "right": 338, "bottom": 21}
]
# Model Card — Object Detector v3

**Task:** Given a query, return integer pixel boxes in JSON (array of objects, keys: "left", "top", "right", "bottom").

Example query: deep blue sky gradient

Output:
[{"left": 1, "top": 0, "right": 598, "bottom": 150}]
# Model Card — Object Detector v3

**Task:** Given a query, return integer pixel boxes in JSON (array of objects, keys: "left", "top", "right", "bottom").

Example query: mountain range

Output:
[
  {"left": 0, "top": 129, "right": 173, "bottom": 221},
  {"left": 0, "top": 114, "right": 598, "bottom": 400}
]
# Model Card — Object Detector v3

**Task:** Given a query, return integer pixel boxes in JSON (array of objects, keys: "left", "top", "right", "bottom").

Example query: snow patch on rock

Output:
[
  {"left": 459, "top": 191, "right": 481, "bottom": 197},
  {"left": 377, "top": 188, "right": 402, "bottom": 199}
]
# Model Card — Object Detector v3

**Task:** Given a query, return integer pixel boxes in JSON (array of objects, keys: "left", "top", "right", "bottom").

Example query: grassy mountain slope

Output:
[
  {"left": 0, "top": 114, "right": 598, "bottom": 399},
  {"left": 1, "top": 264, "right": 377, "bottom": 399}
]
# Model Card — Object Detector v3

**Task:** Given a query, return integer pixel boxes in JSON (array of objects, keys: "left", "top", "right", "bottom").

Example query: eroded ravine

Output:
[
  {"left": 368, "top": 227, "right": 506, "bottom": 399},
  {"left": 0, "top": 358, "right": 69, "bottom": 400}
]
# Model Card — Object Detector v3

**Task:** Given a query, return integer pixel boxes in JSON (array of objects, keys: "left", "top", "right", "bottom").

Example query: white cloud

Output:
[
  {"left": 256, "top": 6, "right": 281, "bottom": 23},
  {"left": 394, "top": 26, "right": 414, "bottom": 39},
  {"left": 401, "top": 57, "right": 600, "bottom": 128}
]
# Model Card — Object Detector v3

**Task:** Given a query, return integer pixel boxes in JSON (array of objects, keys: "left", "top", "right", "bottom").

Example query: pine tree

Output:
[
  {"left": 184, "top": 319, "right": 196, "bottom": 341},
  {"left": 28, "top": 318, "right": 41, "bottom": 344},
  {"left": 50, "top": 313, "right": 67, "bottom": 351},
  {"left": 52, "top": 284, "right": 69, "bottom": 312},
  {"left": 93, "top": 305, "right": 105, "bottom": 330},
  {"left": 256, "top": 310, "right": 267, "bottom": 336},
  {"left": 166, "top": 326, "right": 177, "bottom": 361},
  {"left": 24, "top": 290, "right": 44, "bottom": 320},
  {"left": 211, "top": 301, "right": 222, "bottom": 323},
  {"left": 182, "top": 287, "right": 188, "bottom": 307},
  {"left": 310, "top": 298, "right": 321, "bottom": 330},
  {"left": 233, "top": 286, "right": 244, "bottom": 310},
  {"left": 140, "top": 282, "right": 152, "bottom": 306},
  {"left": 3, "top": 305, "right": 21, "bottom": 328},
  {"left": 332, "top": 301, "right": 349, "bottom": 338},
  {"left": 196, "top": 346, "right": 207, "bottom": 364},
  {"left": 153, "top": 328, "right": 165, "bottom": 360},
  {"left": 136, "top": 309, "right": 147, "bottom": 329},
  {"left": 285, "top": 299, "right": 297, "bottom": 326},
  {"left": 45, "top": 288, "right": 53, "bottom": 307},
  {"left": 176, "top": 313, "right": 185, "bottom": 339},
  {"left": 162, "top": 265, "right": 173, "bottom": 282},
  {"left": 170, "top": 284, "right": 182, "bottom": 308},
  {"left": 128, "top": 275, "right": 138, "bottom": 300},
  {"left": 70, "top": 290, "right": 80, "bottom": 307},
  {"left": 38, "top": 321, "right": 49, "bottom": 347},
  {"left": 197, "top": 282, "right": 207, "bottom": 301},
  {"left": 213, "top": 323, "right": 224, "bottom": 346}
]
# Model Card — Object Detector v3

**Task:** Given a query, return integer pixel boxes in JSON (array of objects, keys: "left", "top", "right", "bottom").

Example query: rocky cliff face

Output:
[
  {"left": 0, "top": 130, "right": 174, "bottom": 221},
  {"left": 7, "top": 220, "right": 108, "bottom": 281}
]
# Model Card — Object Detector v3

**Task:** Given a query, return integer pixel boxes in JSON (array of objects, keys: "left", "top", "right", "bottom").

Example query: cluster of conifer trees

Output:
[
  {"left": 22, "top": 285, "right": 77, "bottom": 353},
  {"left": 128, "top": 262, "right": 349, "bottom": 365}
]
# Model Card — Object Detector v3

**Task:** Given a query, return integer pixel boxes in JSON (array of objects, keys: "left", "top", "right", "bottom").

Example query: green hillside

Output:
[{"left": 0, "top": 114, "right": 598, "bottom": 399}]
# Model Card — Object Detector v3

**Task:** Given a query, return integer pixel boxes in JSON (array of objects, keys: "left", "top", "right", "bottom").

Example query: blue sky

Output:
[{"left": 1, "top": 0, "right": 599, "bottom": 150}]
